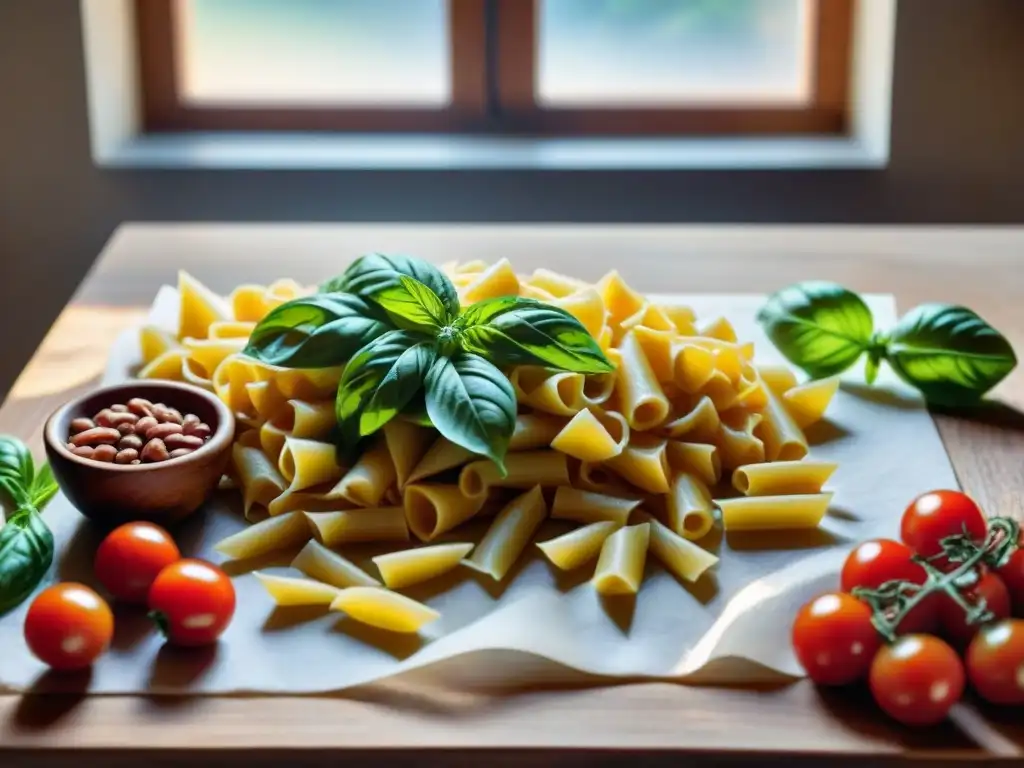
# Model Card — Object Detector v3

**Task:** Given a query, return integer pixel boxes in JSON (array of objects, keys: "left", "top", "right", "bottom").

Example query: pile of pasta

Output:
[{"left": 136, "top": 262, "right": 840, "bottom": 634}]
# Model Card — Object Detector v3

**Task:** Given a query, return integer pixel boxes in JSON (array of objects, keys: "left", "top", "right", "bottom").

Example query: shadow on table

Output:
[
  {"left": 931, "top": 399, "right": 1024, "bottom": 434},
  {"left": 9, "top": 669, "right": 93, "bottom": 731}
]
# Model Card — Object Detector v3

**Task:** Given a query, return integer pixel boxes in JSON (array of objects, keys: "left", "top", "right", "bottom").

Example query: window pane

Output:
[
  {"left": 177, "top": 0, "right": 450, "bottom": 106},
  {"left": 538, "top": 0, "right": 813, "bottom": 106}
]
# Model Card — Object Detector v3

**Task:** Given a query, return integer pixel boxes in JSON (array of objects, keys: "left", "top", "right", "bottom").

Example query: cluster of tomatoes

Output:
[
  {"left": 24, "top": 522, "right": 236, "bottom": 671},
  {"left": 793, "top": 490, "right": 1024, "bottom": 726}
]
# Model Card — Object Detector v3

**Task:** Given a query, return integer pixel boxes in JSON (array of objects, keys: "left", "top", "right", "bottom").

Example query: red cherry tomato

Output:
[
  {"left": 840, "top": 538, "right": 938, "bottom": 634},
  {"left": 24, "top": 583, "right": 114, "bottom": 671},
  {"left": 966, "top": 619, "right": 1024, "bottom": 705},
  {"left": 869, "top": 634, "right": 964, "bottom": 726},
  {"left": 901, "top": 490, "right": 987, "bottom": 564},
  {"left": 938, "top": 569, "right": 1011, "bottom": 648},
  {"left": 94, "top": 522, "right": 181, "bottom": 603},
  {"left": 792, "top": 592, "right": 883, "bottom": 686},
  {"left": 147, "top": 559, "right": 235, "bottom": 647},
  {"left": 995, "top": 544, "right": 1024, "bottom": 616}
]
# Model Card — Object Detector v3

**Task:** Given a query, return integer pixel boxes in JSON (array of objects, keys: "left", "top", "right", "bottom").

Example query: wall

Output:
[{"left": 1, "top": 0, "right": 1023, "bottom": 393}]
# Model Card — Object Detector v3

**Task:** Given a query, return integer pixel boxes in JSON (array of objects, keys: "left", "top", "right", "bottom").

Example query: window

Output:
[{"left": 136, "top": 0, "right": 853, "bottom": 136}]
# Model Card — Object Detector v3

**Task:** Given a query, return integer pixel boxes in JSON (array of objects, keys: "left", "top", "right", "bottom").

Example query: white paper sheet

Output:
[{"left": 0, "top": 294, "right": 959, "bottom": 694}]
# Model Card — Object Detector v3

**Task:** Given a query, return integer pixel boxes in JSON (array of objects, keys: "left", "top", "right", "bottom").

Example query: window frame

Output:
[{"left": 135, "top": 0, "right": 853, "bottom": 136}]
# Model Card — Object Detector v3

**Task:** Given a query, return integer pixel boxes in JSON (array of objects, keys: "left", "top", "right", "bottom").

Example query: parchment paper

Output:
[{"left": 0, "top": 293, "right": 959, "bottom": 694}]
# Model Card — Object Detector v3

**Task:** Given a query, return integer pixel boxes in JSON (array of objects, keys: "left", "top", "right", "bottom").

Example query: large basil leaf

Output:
[
  {"left": 0, "top": 436, "right": 34, "bottom": 509},
  {"left": 29, "top": 464, "right": 58, "bottom": 510},
  {"left": 884, "top": 303, "right": 1017, "bottom": 406},
  {"left": 457, "top": 297, "right": 614, "bottom": 374},
  {"left": 0, "top": 508, "right": 53, "bottom": 615},
  {"left": 244, "top": 294, "right": 390, "bottom": 369},
  {"left": 371, "top": 276, "right": 449, "bottom": 334},
  {"left": 757, "top": 282, "right": 874, "bottom": 378},
  {"left": 425, "top": 352, "right": 516, "bottom": 472},
  {"left": 323, "top": 254, "right": 460, "bottom": 321},
  {"left": 335, "top": 331, "right": 436, "bottom": 443}
]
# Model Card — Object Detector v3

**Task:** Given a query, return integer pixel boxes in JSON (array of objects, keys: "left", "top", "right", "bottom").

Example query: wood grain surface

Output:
[{"left": 2, "top": 225, "right": 1023, "bottom": 766}]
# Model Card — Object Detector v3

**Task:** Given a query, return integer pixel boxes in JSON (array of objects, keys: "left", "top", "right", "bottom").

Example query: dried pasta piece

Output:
[
  {"left": 615, "top": 331, "right": 669, "bottom": 430},
  {"left": 233, "top": 444, "right": 288, "bottom": 520},
  {"left": 326, "top": 438, "right": 396, "bottom": 507},
  {"left": 631, "top": 326, "right": 676, "bottom": 382},
  {"left": 215, "top": 511, "right": 311, "bottom": 559},
  {"left": 184, "top": 337, "right": 247, "bottom": 377},
  {"left": 511, "top": 368, "right": 601, "bottom": 416},
  {"left": 462, "top": 258, "right": 520, "bottom": 303},
  {"left": 551, "top": 287, "right": 605, "bottom": 337},
  {"left": 407, "top": 438, "right": 475, "bottom": 484},
  {"left": 574, "top": 461, "right": 634, "bottom": 496},
  {"left": 383, "top": 420, "right": 433, "bottom": 489},
  {"left": 245, "top": 381, "right": 288, "bottom": 422},
  {"left": 277, "top": 437, "right": 343, "bottom": 491},
  {"left": 288, "top": 399, "right": 336, "bottom": 439},
  {"left": 592, "top": 523, "right": 650, "bottom": 596},
  {"left": 718, "top": 493, "right": 833, "bottom": 532},
  {"left": 716, "top": 410, "right": 765, "bottom": 470},
  {"left": 403, "top": 483, "right": 486, "bottom": 541},
  {"left": 329, "top": 587, "right": 440, "bottom": 634},
  {"left": 758, "top": 364, "right": 799, "bottom": 395},
  {"left": 459, "top": 451, "right": 570, "bottom": 498},
  {"left": 178, "top": 270, "right": 230, "bottom": 341},
  {"left": 698, "top": 316, "right": 738, "bottom": 342},
  {"left": 607, "top": 437, "right": 672, "bottom": 494},
  {"left": 230, "top": 284, "right": 270, "bottom": 322},
  {"left": 139, "top": 325, "right": 180, "bottom": 365},
  {"left": 372, "top": 543, "right": 474, "bottom": 589},
  {"left": 306, "top": 508, "right": 410, "bottom": 546},
  {"left": 528, "top": 268, "right": 588, "bottom": 298},
  {"left": 464, "top": 486, "right": 547, "bottom": 581},
  {"left": 138, "top": 348, "right": 188, "bottom": 381},
  {"left": 551, "top": 408, "right": 627, "bottom": 462},
  {"left": 254, "top": 572, "right": 341, "bottom": 606},
  {"left": 291, "top": 539, "right": 380, "bottom": 588},
  {"left": 209, "top": 320, "right": 257, "bottom": 339},
  {"left": 637, "top": 511, "right": 718, "bottom": 583},
  {"left": 666, "top": 441, "right": 721, "bottom": 486},
  {"left": 666, "top": 472, "right": 715, "bottom": 540},
  {"left": 674, "top": 344, "right": 716, "bottom": 393},
  {"left": 550, "top": 487, "right": 640, "bottom": 527},
  {"left": 782, "top": 377, "right": 840, "bottom": 428},
  {"left": 597, "top": 270, "right": 645, "bottom": 327},
  {"left": 537, "top": 521, "right": 619, "bottom": 571},
  {"left": 758, "top": 386, "right": 809, "bottom": 462},
  {"left": 698, "top": 370, "right": 739, "bottom": 411},
  {"left": 259, "top": 421, "right": 290, "bottom": 466},
  {"left": 520, "top": 284, "right": 557, "bottom": 301},
  {"left": 508, "top": 413, "right": 566, "bottom": 451},
  {"left": 663, "top": 395, "right": 720, "bottom": 442},
  {"left": 732, "top": 460, "right": 838, "bottom": 496},
  {"left": 655, "top": 304, "right": 698, "bottom": 335}
]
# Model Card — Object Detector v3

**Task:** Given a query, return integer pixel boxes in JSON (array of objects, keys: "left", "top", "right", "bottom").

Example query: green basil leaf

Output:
[
  {"left": 323, "top": 253, "right": 459, "bottom": 321},
  {"left": 335, "top": 331, "right": 436, "bottom": 444},
  {"left": 29, "top": 464, "right": 58, "bottom": 510},
  {"left": 884, "top": 303, "right": 1017, "bottom": 406},
  {"left": 757, "top": 281, "right": 874, "bottom": 378},
  {"left": 0, "top": 436, "right": 34, "bottom": 509},
  {"left": 425, "top": 352, "right": 516, "bottom": 472},
  {"left": 456, "top": 297, "right": 614, "bottom": 374},
  {"left": 370, "top": 275, "right": 449, "bottom": 334},
  {"left": 400, "top": 394, "right": 434, "bottom": 428},
  {"left": 0, "top": 509, "right": 53, "bottom": 615},
  {"left": 244, "top": 294, "right": 391, "bottom": 368}
]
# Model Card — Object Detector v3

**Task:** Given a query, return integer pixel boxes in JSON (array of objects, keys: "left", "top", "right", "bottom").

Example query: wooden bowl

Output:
[{"left": 43, "top": 381, "right": 235, "bottom": 528}]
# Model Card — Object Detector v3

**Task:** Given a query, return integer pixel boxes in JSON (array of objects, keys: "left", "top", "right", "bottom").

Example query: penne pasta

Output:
[
  {"left": 574, "top": 461, "right": 633, "bottom": 496},
  {"left": 782, "top": 377, "right": 841, "bottom": 429},
  {"left": 372, "top": 543, "right": 474, "bottom": 589},
  {"left": 459, "top": 450, "right": 570, "bottom": 498},
  {"left": 246, "top": 381, "right": 289, "bottom": 422},
  {"left": 637, "top": 511, "right": 719, "bottom": 583},
  {"left": 511, "top": 368, "right": 599, "bottom": 416},
  {"left": 551, "top": 408, "right": 628, "bottom": 462},
  {"left": 403, "top": 483, "right": 486, "bottom": 541},
  {"left": 215, "top": 511, "right": 311, "bottom": 560},
  {"left": 717, "top": 493, "right": 834, "bottom": 531},
  {"left": 716, "top": 410, "right": 766, "bottom": 470},
  {"left": 233, "top": 443, "right": 288, "bottom": 520},
  {"left": 758, "top": 386, "right": 810, "bottom": 462},
  {"left": 509, "top": 413, "right": 566, "bottom": 450},
  {"left": 407, "top": 437, "right": 475, "bottom": 484},
  {"left": 230, "top": 284, "right": 270, "bottom": 322},
  {"left": 592, "top": 523, "right": 650, "bottom": 596},
  {"left": 615, "top": 331, "right": 670, "bottom": 430},
  {"left": 597, "top": 270, "right": 646, "bottom": 326},
  {"left": 537, "top": 521, "right": 619, "bottom": 571},
  {"left": 278, "top": 437, "right": 343, "bottom": 490},
  {"left": 138, "top": 348, "right": 188, "bottom": 381},
  {"left": 464, "top": 486, "right": 547, "bottom": 581},
  {"left": 607, "top": 436, "right": 672, "bottom": 494},
  {"left": 551, "top": 287, "right": 605, "bottom": 338},
  {"left": 330, "top": 587, "right": 440, "bottom": 634},
  {"left": 698, "top": 316, "right": 738, "bottom": 342},
  {"left": 666, "top": 441, "right": 721, "bottom": 486},
  {"left": 326, "top": 437, "right": 396, "bottom": 507},
  {"left": 289, "top": 399, "right": 337, "bottom": 439},
  {"left": 663, "top": 395, "right": 721, "bottom": 442},
  {"left": 631, "top": 325, "right": 676, "bottom": 382},
  {"left": 733, "top": 460, "right": 838, "bottom": 496},
  {"left": 383, "top": 419, "right": 434, "bottom": 490},
  {"left": 254, "top": 572, "right": 341, "bottom": 606},
  {"left": 139, "top": 325, "right": 180, "bottom": 365},
  {"left": 178, "top": 270, "right": 231, "bottom": 341},
  {"left": 306, "top": 508, "right": 410, "bottom": 546},
  {"left": 655, "top": 304, "right": 698, "bottom": 336},
  {"left": 291, "top": 539, "right": 381, "bottom": 588},
  {"left": 462, "top": 258, "right": 520, "bottom": 303},
  {"left": 528, "top": 268, "right": 588, "bottom": 297},
  {"left": 757, "top": 364, "right": 799, "bottom": 395},
  {"left": 666, "top": 472, "right": 716, "bottom": 540},
  {"left": 184, "top": 337, "right": 247, "bottom": 378},
  {"left": 209, "top": 320, "right": 257, "bottom": 339},
  {"left": 550, "top": 487, "right": 641, "bottom": 527},
  {"left": 673, "top": 344, "right": 716, "bottom": 393},
  {"left": 259, "top": 421, "right": 290, "bottom": 467}
]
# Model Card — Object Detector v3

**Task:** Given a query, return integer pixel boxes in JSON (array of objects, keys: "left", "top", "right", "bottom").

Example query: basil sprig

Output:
[
  {"left": 245, "top": 255, "right": 613, "bottom": 470},
  {"left": 758, "top": 281, "right": 1017, "bottom": 406},
  {"left": 0, "top": 435, "right": 57, "bottom": 614}
]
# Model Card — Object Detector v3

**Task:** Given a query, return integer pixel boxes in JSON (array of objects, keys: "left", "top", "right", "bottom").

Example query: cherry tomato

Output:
[
  {"left": 966, "top": 619, "right": 1024, "bottom": 705},
  {"left": 24, "top": 583, "right": 114, "bottom": 671},
  {"left": 901, "top": 490, "right": 987, "bottom": 564},
  {"left": 938, "top": 569, "right": 1011, "bottom": 648},
  {"left": 995, "top": 543, "right": 1024, "bottom": 616},
  {"left": 792, "top": 592, "right": 883, "bottom": 686},
  {"left": 94, "top": 522, "right": 181, "bottom": 603},
  {"left": 869, "top": 634, "right": 964, "bottom": 726},
  {"left": 148, "top": 559, "right": 235, "bottom": 647},
  {"left": 841, "top": 538, "right": 938, "bottom": 634}
]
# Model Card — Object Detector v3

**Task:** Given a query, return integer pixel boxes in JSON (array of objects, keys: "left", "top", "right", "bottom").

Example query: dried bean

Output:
[
  {"left": 141, "top": 438, "right": 169, "bottom": 463},
  {"left": 115, "top": 448, "right": 139, "bottom": 464},
  {"left": 71, "top": 446, "right": 95, "bottom": 458},
  {"left": 146, "top": 422, "right": 183, "bottom": 441},
  {"left": 107, "top": 412, "right": 138, "bottom": 427},
  {"left": 70, "top": 417, "right": 95, "bottom": 433},
  {"left": 127, "top": 397, "right": 154, "bottom": 417},
  {"left": 183, "top": 413, "right": 201, "bottom": 427},
  {"left": 134, "top": 416, "right": 158, "bottom": 435},
  {"left": 117, "top": 422, "right": 136, "bottom": 436},
  {"left": 153, "top": 405, "right": 184, "bottom": 425},
  {"left": 92, "top": 444, "right": 118, "bottom": 462},
  {"left": 70, "top": 427, "right": 121, "bottom": 447},
  {"left": 118, "top": 434, "right": 143, "bottom": 451},
  {"left": 165, "top": 433, "right": 204, "bottom": 451},
  {"left": 168, "top": 448, "right": 194, "bottom": 459},
  {"left": 93, "top": 409, "right": 116, "bottom": 427},
  {"left": 184, "top": 422, "right": 212, "bottom": 440},
  {"left": 110, "top": 404, "right": 129, "bottom": 413}
]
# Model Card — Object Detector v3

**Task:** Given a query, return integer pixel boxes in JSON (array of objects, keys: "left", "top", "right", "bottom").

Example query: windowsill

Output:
[{"left": 99, "top": 132, "right": 887, "bottom": 170}]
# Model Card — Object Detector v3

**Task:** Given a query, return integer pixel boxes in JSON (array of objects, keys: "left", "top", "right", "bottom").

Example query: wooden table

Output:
[{"left": 2, "top": 225, "right": 1023, "bottom": 766}]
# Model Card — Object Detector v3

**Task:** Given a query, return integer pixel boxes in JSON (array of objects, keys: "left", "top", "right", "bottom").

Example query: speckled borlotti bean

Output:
[{"left": 69, "top": 398, "right": 213, "bottom": 464}]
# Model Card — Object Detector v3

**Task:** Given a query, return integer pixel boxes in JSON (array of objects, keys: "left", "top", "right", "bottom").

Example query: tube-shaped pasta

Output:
[
  {"left": 230, "top": 284, "right": 269, "bottom": 322},
  {"left": 464, "top": 486, "right": 547, "bottom": 581},
  {"left": 592, "top": 523, "right": 650, "bottom": 595},
  {"left": 666, "top": 472, "right": 715, "bottom": 540},
  {"left": 551, "top": 287, "right": 606, "bottom": 337},
  {"left": 327, "top": 438, "right": 396, "bottom": 507},
  {"left": 139, "top": 348, "right": 188, "bottom": 381},
  {"left": 631, "top": 326, "right": 676, "bottom": 382},
  {"left": 372, "top": 543, "right": 474, "bottom": 589},
  {"left": 407, "top": 438, "right": 475, "bottom": 484},
  {"left": 509, "top": 413, "right": 566, "bottom": 451},
  {"left": 574, "top": 461, "right": 634, "bottom": 496},
  {"left": 637, "top": 511, "right": 718, "bottom": 583},
  {"left": 699, "top": 370, "right": 739, "bottom": 411},
  {"left": 403, "top": 483, "right": 486, "bottom": 541},
  {"left": 758, "top": 364, "right": 799, "bottom": 394},
  {"left": 551, "top": 408, "right": 628, "bottom": 462},
  {"left": 537, "top": 521, "right": 619, "bottom": 571},
  {"left": 463, "top": 258, "right": 520, "bottom": 303},
  {"left": 459, "top": 451, "right": 570, "bottom": 498},
  {"left": 666, "top": 442, "right": 721, "bottom": 486},
  {"left": 184, "top": 337, "right": 247, "bottom": 378},
  {"left": 254, "top": 572, "right": 341, "bottom": 607},
  {"left": 664, "top": 395, "right": 720, "bottom": 441},
  {"left": 615, "top": 331, "right": 669, "bottom": 430},
  {"left": 259, "top": 421, "right": 290, "bottom": 467},
  {"left": 621, "top": 303, "right": 675, "bottom": 335},
  {"left": 329, "top": 587, "right": 439, "bottom": 634},
  {"left": 233, "top": 443, "right": 287, "bottom": 519},
  {"left": 306, "top": 507, "right": 409, "bottom": 546},
  {"left": 716, "top": 411, "right": 766, "bottom": 470},
  {"left": 782, "top": 377, "right": 841, "bottom": 428},
  {"left": 732, "top": 460, "right": 838, "bottom": 496},
  {"left": 698, "top": 316, "right": 737, "bottom": 342},
  {"left": 717, "top": 493, "right": 833, "bottom": 532},
  {"left": 139, "top": 325, "right": 180, "bottom": 365},
  {"left": 289, "top": 400, "right": 337, "bottom": 439},
  {"left": 607, "top": 437, "right": 672, "bottom": 494},
  {"left": 674, "top": 344, "right": 716, "bottom": 393},
  {"left": 655, "top": 304, "right": 698, "bottom": 335},
  {"left": 215, "top": 511, "right": 311, "bottom": 560},
  {"left": 511, "top": 368, "right": 604, "bottom": 416},
  {"left": 758, "top": 386, "right": 809, "bottom": 462},
  {"left": 550, "top": 487, "right": 641, "bottom": 526},
  {"left": 178, "top": 270, "right": 230, "bottom": 340},
  {"left": 270, "top": 366, "right": 343, "bottom": 402},
  {"left": 278, "top": 437, "right": 343, "bottom": 489},
  {"left": 291, "top": 540, "right": 380, "bottom": 588},
  {"left": 597, "top": 270, "right": 645, "bottom": 327},
  {"left": 520, "top": 284, "right": 557, "bottom": 301},
  {"left": 735, "top": 369, "right": 769, "bottom": 411},
  {"left": 245, "top": 381, "right": 288, "bottom": 422},
  {"left": 383, "top": 420, "right": 433, "bottom": 489},
  {"left": 529, "top": 268, "right": 588, "bottom": 297},
  {"left": 209, "top": 320, "right": 256, "bottom": 339}
]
